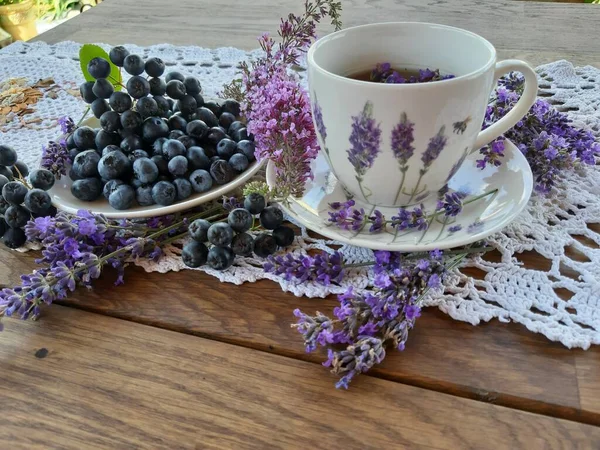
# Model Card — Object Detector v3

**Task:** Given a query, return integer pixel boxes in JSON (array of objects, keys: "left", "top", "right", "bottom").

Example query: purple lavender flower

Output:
[
  {"left": 477, "top": 138, "right": 505, "bottom": 169},
  {"left": 391, "top": 112, "right": 415, "bottom": 166},
  {"left": 368, "top": 210, "right": 386, "bottom": 233},
  {"left": 436, "top": 191, "right": 467, "bottom": 217},
  {"left": 391, "top": 205, "right": 428, "bottom": 231},
  {"left": 448, "top": 224, "right": 462, "bottom": 234},
  {"left": 347, "top": 101, "right": 382, "bottom": 179},
  {"left": 292, "top": 309, "right": 334, "bottom": 352},
  {"left": 222, "top": 196, "right": 243, "bottom": 212},
  {"left": 312, "top": 94, "right": 327, "bottom": 143},
  {"left": 421, "top": 126, "right": 447, "bottom": 168},
  {"left": 58, "top": 116, "right": 76, "bottom": 135},
  {"left": 325, "top": 337, "right": 386, "bottom": 389},
  {"left": 327, "top": 200, "right": 366, "bottom": 231},
  {"left": 404, "top": 304, "right": 421, "bottom": 320},
  {"left": 41, "top": 140, "right": 70, "bottom": 179},
  {"left": 264, "top": 250, "right": 344, "bottom": 285}
]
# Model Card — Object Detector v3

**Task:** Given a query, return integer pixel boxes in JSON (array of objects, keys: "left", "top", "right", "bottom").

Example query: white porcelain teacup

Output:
[{"left": 307, "top": 22, "right": 538, "bottom": 207}]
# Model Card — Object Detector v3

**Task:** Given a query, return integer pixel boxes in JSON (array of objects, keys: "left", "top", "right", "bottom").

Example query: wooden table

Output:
[{"left": 2, "top": 1, "right": 600, "bottom": 448}]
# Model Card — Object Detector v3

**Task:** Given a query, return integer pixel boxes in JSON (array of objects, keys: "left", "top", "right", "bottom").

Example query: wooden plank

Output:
[
  {"left": 32, "top": 0, "right": 600, "bottom": 68},
  {"left": 1, "top": 305, "right": 599, "bottom": 450},
  {"left": 2, "top": 249, "right": 598, "bottom": 424}
]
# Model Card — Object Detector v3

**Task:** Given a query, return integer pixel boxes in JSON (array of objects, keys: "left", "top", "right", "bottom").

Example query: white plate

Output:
[
  {"left": 49, "top": 118, "right": 262, "bottom": 219},
  {"left": 267, "top": 139, "right": 533, "bottom": 251}
]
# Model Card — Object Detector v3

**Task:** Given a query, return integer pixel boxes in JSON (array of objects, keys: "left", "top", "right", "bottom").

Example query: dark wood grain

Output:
[
  {"left": 2, "top": 305, "right": 599, "bottom": 450},
  {"left": 2, "top": 249, "right": 599, "bottom": 425},
  {"left": 33, "top": 0, "right": 600, "bottom": 68}
]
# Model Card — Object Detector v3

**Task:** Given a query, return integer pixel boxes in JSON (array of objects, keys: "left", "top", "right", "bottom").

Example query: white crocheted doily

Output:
[{"left": 2, "top": 42, "right": 599, "bottom": 350}]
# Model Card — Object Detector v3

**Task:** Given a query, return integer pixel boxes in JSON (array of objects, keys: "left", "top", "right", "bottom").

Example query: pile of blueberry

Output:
[
  {"left": 182, "top": 193, "right": 294, "bottom": 271},
  {"left": 72, "top": 46, "right": 256, "bottom": 210},
  {"left": 0, "top": 145, "right": 56, "bottom": 248}
]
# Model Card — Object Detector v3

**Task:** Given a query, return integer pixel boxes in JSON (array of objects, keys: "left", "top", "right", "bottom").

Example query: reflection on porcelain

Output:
[{"left": 267, "top": 139, "right": 532, "bottom": 252}]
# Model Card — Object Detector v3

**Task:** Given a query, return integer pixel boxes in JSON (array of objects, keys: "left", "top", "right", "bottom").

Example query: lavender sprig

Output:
[
  {"left": 347, "top": 101, "right": 382, "bottom": 184},
  {"left": 41, "top": 140, "right": 70, "bottom": 179}
]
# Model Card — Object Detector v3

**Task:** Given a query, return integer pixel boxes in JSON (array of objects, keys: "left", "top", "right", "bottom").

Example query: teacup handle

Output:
[{"left": 472, "top": 60, "right": 538, "bottom": 152}]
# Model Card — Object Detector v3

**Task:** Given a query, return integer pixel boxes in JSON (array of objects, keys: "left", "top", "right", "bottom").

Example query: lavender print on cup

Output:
[
  {"left": 346, "top": 101, "right": 381, "bottom": 200},
  {"left": 391, "top": 112, "right": 415, "bottom": 204}
]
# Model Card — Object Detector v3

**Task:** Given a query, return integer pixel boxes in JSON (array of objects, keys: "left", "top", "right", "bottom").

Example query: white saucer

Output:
[
  {"left": 266, "top": 139, "right": 533, "bottom": 251},
  {"left": 49, "top": 118, "right": 263, "bottom": 219}
]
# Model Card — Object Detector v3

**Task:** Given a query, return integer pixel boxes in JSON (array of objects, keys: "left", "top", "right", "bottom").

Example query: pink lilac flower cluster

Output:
[{"left": 290, "top": 249, "right": 446, "bottom": 388}]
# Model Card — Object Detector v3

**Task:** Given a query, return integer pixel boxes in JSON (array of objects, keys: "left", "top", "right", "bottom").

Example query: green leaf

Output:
[{"left": 79, "top": 44, "right": 122, "bottom": 91}]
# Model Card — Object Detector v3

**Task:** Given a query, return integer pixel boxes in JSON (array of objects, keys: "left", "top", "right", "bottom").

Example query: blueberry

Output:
[
  {"left": 172, "top": 178, "right": 191, "bottom": 201},
  {"left": 2, "top": 181, "right": 27, "bottom": 205},
  {"left": 231, "top": 127, "right": 249, "bottom": 142},
  {"left": 149, "top": 77, "right": 167, "bottom": 96},
  {"left": 103, "top": 179, "right": 124, "bottom": 200},
  {"left": 202, "top": 144, "right": 216, "bottom": 159},
  {"left": 79, "top": 81, "right": 97, "bottom": 104},
  {"left": 137, "top": 96, "right": 158, "bottom": 118},
  {"left": 166, "top": 80, "right": 186, "bottom": 100},
  {"left": 0, "top": 174, "right": 9, "bottom": 191},
  {"left": 133, "top": 157, "right": 159, "bottom": 183},
  {"left": 178, "top": 135, "right": 197, "bottom": 150},
  {"left": 187, "top": 146, "right": 210, "bottom": 170},
  {"left": 11, "top": 160, "right": 28, "bottom": 178},
  {"left": 229, "top": 153, "right": 249, "bottom": 173},
  {"left": 150, "top": 156, "right": 168, "bottom": 177},
  {"left": 136, "top": 185, "right": 155, "bottom": 206},
  {"left": 260, "top": 206, "right": 284, "bottom": 230},
  {"left": 203, "top": 101, "right": 221, "bottom": 117},
  {"left": 219, "top": 112, "right": 236, "bottom": 130},
  {"left": 95, "top": 130, "right": 120, "bottom": 150},
  {"left": 272, "top": 225, "right": 294, "bottom": 247},
  {"left": 207, "top": 246, "right": 235, "bottom": 271},
  {"left": 207, "top": 222, "right": 233, "bottom": 246},
  {"left": 0, "top": 166, "right": 13, "bottom": 181},
  {"left": 169, "top": 130, "right": 185, "bottom": 140},
  {"left": 192, "top": 93, "right": 205, "bottom": 108},
  {"left": 108, "top": 184, "right": 135, "bottom": 210},
  {"left": 73, "top": 149, "right": 100, "bottom": 178},
  {"left": 220, "top": 99, "right": 241, "bottom": 117},
  {"left": 3, "top": 227, "right": 26, "bottom": 249},
  {"left": 120, "top": 134, "right": 144, "bottom": 154},
  {"left": 237, "top": 140, "right": 256, "bottom": 162},
  {"left": 216, "top": 138, "right": 237, "bottom": 160},
  {"left": 166, "top": 155, "right": 187, "bottom": 177},
  {"left": 91, "top": 98, "right": 111, "bottom": 119},
  {"left": 109, "top": 91, "right": 133, "bottom": 113},
  {"left": 130, "top": 149, "right": 149, "bottom": 161},
  {"left": 108, "top": 45, "right": 129, "bottom": 67},
  {"left": 142, "top": 117, "right": 169, "bottom": 142},
  {"left": 123, "top": 54, "right": 145, "bottom": 76},
  {"left": 162, "top": 139, "right": 186, "bottom": 160},
  {"left": 253, "top": 233, "right": 277, "bottom": 257},
  {"left": 177, "top": 95, "right": 197, "bottom": 116},
  {"left": 150, "top": 137, "right": 167, "bottom": 156},
  {"left": 126, "top": 75, "right": 150, "bottom": 99},
  {"left": 229, "top": 121, "right": 246, "bottom": 135},
  {"left": 165, "top": 71, "right": 185, "bottom": 83},
  {"left": 71, "top": 177, "right": 103, "bottom": 201},
  {"left": 189, "top": 169, "right": 212, "bottom": 193},
  {"left": 210, "top": 159, "right": 234, "bottom": 185},
  {"left": 87, "top": 57, "right": 111, "bottom": 79},
  {"left": 210, "top": 156, "right": 221, "bottom": 165},
  {"left": 231, "top": 232, "right": 254, "bottom": 256},
  {"left": 73, "top": 126, "right": 96, "bottom": 150},
  {"left": 195, "top": 107, "right": 219, "bottom": 128},
  {"left": 28, "top": 169, "right": 54, "bottom": 191},
  {"left": 99, "top": 111, "right": 121, "bottom": 133},
  {"left": 183, "top": 76, "right": 202, "bottom": 95},
  {"left": 0, "top": 195, "right": 8, "bottom": 214},
  {"left": 186, "top": 120, "right": 209, "bottom": 140},
  {"left": 69, "top": 167, "right": 83, "bottom": 181},
  {"left": 189, "top": 219, "right": 210, "bottom": 242},
  {"left": 92, "top": 78, "right": 114, "bottom": 99},
  {"left": 207, "top": 127, "right": 227, "bottom": 146},
  {"left": 120, "top": 110, "right": 142, "bottom": 130},
  {"left": 24, "top": 188, "right": 52, "bottom": 214},
  {"left": 154, "top": 95, "right": 170, "bottom": 117},
  {"left": 228, "top": 208, "right": 253, "bottom": 233},
  {"left": 182, "top": 241, "right": 209, "bottom": 268},
  {"left": 169, "top": 114, "right": 187, "bottom": 131},
  {"left": 5, "top": 205, "right": 30, "bottom": 228},
  {"left": 102, "top": 144, "right": 121, "bottom": 156},
  {"left": 0, "top": 217, "right": 5, "bottom": 238},
  {"left": 98, "top": 150, "right": 131, "bottom": 180},
  {"left": 144, "top": 57, "right": 165, "bottom": 77},
  {"left": 66, "top": 134, "right": 77, "bottom": 150},
  {"left": 152, "top": 180, "right": 176, "bottom": 205}
]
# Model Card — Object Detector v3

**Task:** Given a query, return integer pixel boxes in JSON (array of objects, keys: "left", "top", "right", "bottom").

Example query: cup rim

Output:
[{"left": 307, "top": 22, "right": 497, "bottom": 88}]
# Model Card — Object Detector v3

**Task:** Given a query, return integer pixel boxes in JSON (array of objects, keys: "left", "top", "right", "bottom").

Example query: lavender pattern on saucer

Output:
[{"left": 346, "top": 101, "right": 382, "bottom": 200}]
